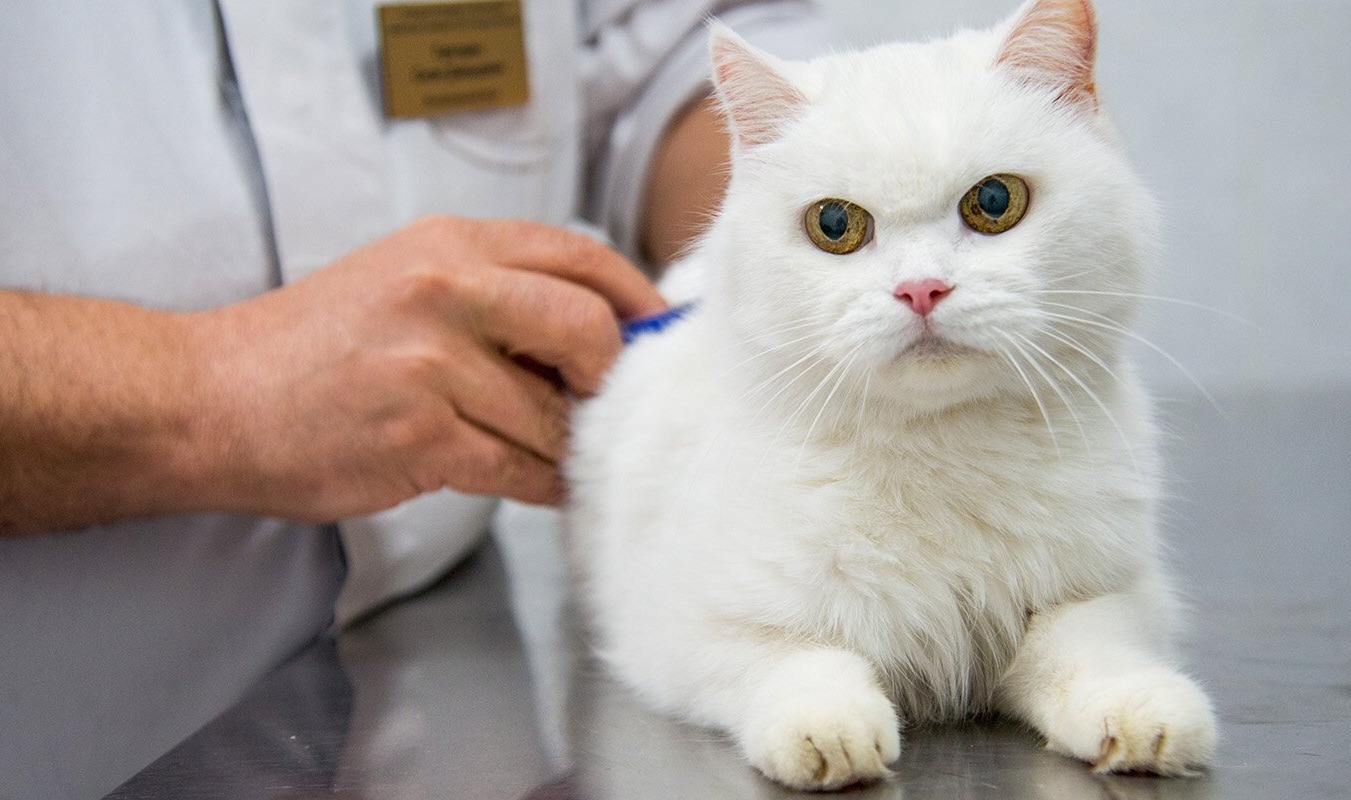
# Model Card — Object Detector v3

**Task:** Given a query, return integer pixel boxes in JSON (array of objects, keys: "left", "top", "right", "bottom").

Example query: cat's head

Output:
[{"left": 703, "top": 0, "right": 1156, "bottom": 415}]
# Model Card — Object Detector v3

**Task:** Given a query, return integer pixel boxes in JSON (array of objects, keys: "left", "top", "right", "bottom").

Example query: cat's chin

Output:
[{"left": 873, "top": 340, "right": 1004, "bottom": 412}]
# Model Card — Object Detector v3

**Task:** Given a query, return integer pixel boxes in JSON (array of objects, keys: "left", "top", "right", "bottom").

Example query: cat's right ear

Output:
[{"left": 708, "top": 24, "right": 808, "bottom": 150}]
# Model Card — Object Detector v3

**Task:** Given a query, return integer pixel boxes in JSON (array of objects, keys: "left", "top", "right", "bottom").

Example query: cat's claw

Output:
[
  {"left": 743, "top": 691, "right": 901, "bottom": 791},
  {"left": 1089, "top": 722, "right": 1206, "bottom": 777},
  {"left": 1045, "top": 669, "right": 1216, "bottom": 777}
]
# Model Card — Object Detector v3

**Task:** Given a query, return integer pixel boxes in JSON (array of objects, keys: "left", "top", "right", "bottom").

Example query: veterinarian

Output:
[{"left": 0, "top": 1, "right": 829, "bottom": 796}]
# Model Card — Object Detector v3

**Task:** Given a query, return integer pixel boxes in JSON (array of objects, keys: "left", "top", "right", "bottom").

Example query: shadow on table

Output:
[
  {"left": 104, "top": 638, "right": 353, "bottom": 799},
  {"left": 552, "top": 656, "right": 1217, "bottom": 800}
]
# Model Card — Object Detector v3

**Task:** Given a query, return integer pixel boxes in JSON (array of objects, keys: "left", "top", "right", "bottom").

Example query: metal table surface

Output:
[{"left": 107, "top": 388, "right": 1351, "bottom": 800}]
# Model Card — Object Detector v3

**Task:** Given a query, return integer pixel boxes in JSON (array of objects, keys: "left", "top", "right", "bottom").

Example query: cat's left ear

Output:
[
  {"left": 708, "top": 24, "right": 810, "bottom": 149},
  {"left": 996, "top": 0, "right": 1099, "bottom": 113}
]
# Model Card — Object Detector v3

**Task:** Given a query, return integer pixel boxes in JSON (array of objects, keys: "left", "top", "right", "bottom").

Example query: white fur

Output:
[{"left": 566, "top": 0, "right": 1215, "bottom": 789}]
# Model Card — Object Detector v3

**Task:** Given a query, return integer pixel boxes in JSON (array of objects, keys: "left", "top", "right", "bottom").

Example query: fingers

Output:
[
  {"left": 429, "top": 217, "right": 667, "bottom": 320},
  {"left": 436, "top": 417, "right": 562, "bottom": 505},
  {"left": 448, "top": 348, "right": 570, "bottom": 463},
  {"left": 476, "top": 268, "right": 627, "bottom": 396}
]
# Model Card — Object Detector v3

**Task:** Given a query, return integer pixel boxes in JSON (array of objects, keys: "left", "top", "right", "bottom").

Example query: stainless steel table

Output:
[{"left": 107, "top": 389, "right": 1351, "bottom": 799}]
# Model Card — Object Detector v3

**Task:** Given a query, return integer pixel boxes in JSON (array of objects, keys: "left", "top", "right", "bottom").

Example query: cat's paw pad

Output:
[
  {"left": 743, "top": 690, "right": 901, "bottom": 791},
  {"left": 1047, "top": 669, "right": 1216, "bottom": 776}
]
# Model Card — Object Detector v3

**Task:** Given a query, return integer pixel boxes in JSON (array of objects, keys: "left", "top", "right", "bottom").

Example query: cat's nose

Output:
[{"left": 893, "top": 279, "right": 954, "bottom": 317}]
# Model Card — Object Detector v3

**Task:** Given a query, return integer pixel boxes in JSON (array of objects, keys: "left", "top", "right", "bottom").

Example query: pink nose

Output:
[{"left": 893, "top": 279, "right": 954, "bottom": 317}]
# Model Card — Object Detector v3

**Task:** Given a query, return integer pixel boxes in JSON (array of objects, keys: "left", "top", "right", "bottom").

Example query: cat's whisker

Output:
[
  {"left": 1038, "top": 266, "right": 1109, "bottom": 287},
  {"left": 743, "top": 354, "right": 843, "bottom": 484},
  {"left": 775, "top": 350, "right": 855, "bottom": 461},
  {"left": 1005, "top": 335, "right": 1089, "bottom": 448},
  {"left": 1002, "top": 332, "right": 1085, "bottom": 449},
  {"left": 681, "top": 329, "right": 836, "bottom": 506},
  {"left": 739, "top": 348, "right": 834, "bottom": 422},
  {"left": 719, "top": 338, "right": 823, "bottom": 393},
  {"left": 796, "top": 343, "right": 867, "bottom": 465},
  {"left": 1039, "top": 325, "right": 1125, "bottom": 389},
  {"left": 1009, "top": 330, "right": 1138, "bottom": 471},
  {"left": 684, "top": 355, "right": 823, "bottom": 520},
  {"left": 994, "top": 336, "right": 1062, "bottom": 454},
  {"left": 1038, "top": 304, "right": 1224, "bottom": 414},
  {"left": 714, "top": 320, "right": 831, "bottom": 385},
  {"left": 747, "top": 315, "right": 832, "bottom": 338},
  {"left": 727, "top": 333, "right": 832, "bottom": 403},
  {"left": 853, "top": 363, "right": 874, "bottom": 448},
  {"left": 1034, "top": 290, "right": 1252, "bottom": 326},
  {"left": 728, "top": 318, "right": 827, "bottom": 351},
  {"left": 729, "top": 313, "right": 853, "bottom": 416}
]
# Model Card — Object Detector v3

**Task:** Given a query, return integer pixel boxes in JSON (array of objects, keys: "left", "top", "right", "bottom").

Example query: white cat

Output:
[{"left": 565, "top": 0, "right": 1217, "bottom": 790}]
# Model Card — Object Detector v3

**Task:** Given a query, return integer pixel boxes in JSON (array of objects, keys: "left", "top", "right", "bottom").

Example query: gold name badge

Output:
[{"left": 377, "top": 0, "right": 530, "bottom": 119}]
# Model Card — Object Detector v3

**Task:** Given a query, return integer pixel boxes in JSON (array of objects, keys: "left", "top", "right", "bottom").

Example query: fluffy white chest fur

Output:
[{"left": 566, "top": 0, "right": 1216, "bottom": 790}]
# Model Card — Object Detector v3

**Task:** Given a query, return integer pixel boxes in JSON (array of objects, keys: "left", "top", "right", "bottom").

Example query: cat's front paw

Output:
[
  {"left": 742, "top": 686, "right": 901, "bottom": 791},
  {"left": 1045, "top": 668, "right": 1216, "bottom": 776}
]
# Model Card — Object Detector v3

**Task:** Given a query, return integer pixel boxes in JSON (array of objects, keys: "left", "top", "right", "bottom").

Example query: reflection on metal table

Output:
[{"left": 107, "top": 389, "right": 1351, "bottom": 800}]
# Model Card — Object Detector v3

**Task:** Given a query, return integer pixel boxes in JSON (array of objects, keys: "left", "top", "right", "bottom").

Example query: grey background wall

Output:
[{"left": 818, "top": 0, "right": 1351, "bottom": 398}]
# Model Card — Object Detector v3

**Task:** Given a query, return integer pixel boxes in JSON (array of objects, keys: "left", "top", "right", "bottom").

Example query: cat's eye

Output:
[
  {"left": 804, "top": 199, "right": 874, "bottom": 255},
  {"left": 959, "top": 174, "right": 1030, "bottom": 235}
]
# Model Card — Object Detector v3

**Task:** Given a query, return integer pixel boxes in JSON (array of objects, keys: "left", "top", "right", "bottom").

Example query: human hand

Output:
[{"left": 190, "top": 216, "right": 664, "bottom": 517}]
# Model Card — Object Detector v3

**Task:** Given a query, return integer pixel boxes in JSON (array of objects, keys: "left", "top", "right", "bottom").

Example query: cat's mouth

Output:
[{"left": 900, "top": 331, "right": 978, "bottom": 361}]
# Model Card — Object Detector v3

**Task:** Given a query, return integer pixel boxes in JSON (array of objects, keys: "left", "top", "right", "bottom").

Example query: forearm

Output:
[
  {"left": 0, "top": 290, "right": 217, "bottom": 535},
  {"left": 640, "top": 95, "right": 732, "bottom": 267}
]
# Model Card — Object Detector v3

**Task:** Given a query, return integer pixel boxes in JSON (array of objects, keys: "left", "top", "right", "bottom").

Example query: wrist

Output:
[
  {"left": 93, "top": 307, "right": 223, "bottom": 520},
  {"left": 173, "top": 304, "right": 268, "bottom": 517},
  {"left": 0, "top": 293, "right": 225, "bottom": 533}
]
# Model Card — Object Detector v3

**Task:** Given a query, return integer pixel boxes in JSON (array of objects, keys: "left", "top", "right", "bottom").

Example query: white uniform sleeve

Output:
[{"left": 580, "top": 0, "right": 836, "bottom": 264}]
